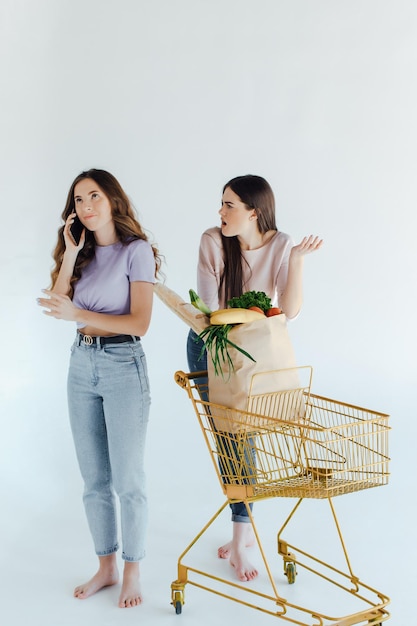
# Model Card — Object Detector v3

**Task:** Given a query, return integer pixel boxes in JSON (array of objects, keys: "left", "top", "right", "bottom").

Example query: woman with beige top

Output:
[{"left": 187, "top": 174, "right": 322, "bottom": 583}]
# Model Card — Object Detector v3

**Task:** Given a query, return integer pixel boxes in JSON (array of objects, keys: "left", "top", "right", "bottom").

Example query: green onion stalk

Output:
[{"left": 197, "top": 324, "right": 255, "bottom": 380}]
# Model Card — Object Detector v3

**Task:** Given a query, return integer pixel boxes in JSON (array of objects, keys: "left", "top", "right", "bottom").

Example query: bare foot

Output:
[
  {"left": 218, "top": 524, "right": 255, "bottom": 559},
  {"left": 222, "top": 522, "right": 258, "bottom": 582},
  {"left": 230, "top": 549, "right": 258, "bottom": 582},
  {"left": 118, "top": 561, "right": 142, "bottom": 608},
  {"left": 74, "top": 555, "right": 119, "bottom": 599}
]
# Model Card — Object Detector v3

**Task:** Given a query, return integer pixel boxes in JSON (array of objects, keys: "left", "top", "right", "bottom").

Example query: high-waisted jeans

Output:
[
  {"left": 187, "top": 329, "right": 253, "bottom": 523},
  {"left": 67, "top": 335, "right": 150, "bottom": 561}
]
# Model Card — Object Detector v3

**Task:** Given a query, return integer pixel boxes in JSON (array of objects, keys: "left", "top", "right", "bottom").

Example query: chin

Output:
[{"left": 220, "top": 225, "right": 233, "bottom": 237}]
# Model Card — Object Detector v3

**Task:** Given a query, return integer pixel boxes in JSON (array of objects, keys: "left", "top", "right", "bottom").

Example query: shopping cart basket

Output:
[{"left": 170, "top": 367, "right": 390, "bottom": 625}]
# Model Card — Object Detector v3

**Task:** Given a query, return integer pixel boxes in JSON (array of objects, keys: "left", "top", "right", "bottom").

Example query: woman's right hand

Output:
[{"left": 63, "top": 213, "right": 85, "bottom": 252}]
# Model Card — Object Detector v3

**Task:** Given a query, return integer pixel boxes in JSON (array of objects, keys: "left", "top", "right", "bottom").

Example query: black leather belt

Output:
[{"left": 77, "top": 333, "right": 140, "bottom": 346}]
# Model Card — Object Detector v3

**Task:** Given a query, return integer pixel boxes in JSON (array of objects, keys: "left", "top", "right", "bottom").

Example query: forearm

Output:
[
  {"left": 52, "top": 251, "right": 78, "bottom": 295},
  {"left": 280, "top": 255, "right": 304, "bottom": 319},
  {"left": 75, "top": 309, "right": 152, "bottom": 337}
]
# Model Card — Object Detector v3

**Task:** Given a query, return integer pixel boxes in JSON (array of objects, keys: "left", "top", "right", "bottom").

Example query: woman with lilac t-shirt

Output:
[
  {"left": 38, "top": 169, "right": 161, "bottom": 609},
  {"left": 187, "top": 174, "right": 323, "bottom": 584}
]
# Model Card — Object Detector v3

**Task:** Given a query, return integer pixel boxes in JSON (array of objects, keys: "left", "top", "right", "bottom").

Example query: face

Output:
[
  {"left": 219, "top": 186, "right": 257, "bottom": 237},
  {"left": 73, "top": 178, "right": 113, "bottom": 234}
]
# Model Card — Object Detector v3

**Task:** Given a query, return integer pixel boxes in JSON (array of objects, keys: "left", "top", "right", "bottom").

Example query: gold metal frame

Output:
[{"left": 171, "top": 368, "right": 390, "bottom": 625}]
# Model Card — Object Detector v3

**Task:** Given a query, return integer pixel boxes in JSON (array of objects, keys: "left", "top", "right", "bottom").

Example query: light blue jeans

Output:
[{"left": 67, "top": 335, "right": 150, "bottom": 562}]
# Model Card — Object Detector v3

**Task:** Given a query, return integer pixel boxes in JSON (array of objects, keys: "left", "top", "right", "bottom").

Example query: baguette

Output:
[{"left": 154, "top": 283, "right": 209, "bottom": 334}]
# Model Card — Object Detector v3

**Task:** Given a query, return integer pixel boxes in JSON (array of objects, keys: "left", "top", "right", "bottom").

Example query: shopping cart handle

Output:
[{"left": 174, "top": 370, "right": 208, "bottom": 388}]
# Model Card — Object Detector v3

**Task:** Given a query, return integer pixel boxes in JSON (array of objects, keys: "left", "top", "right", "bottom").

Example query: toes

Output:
[
  {"left": 218, "top": 548, "right": 230, "bottom": 559},
  {"left": 74, "top": 588, "right": 86, "bottom": 598},
  {"left": 119, "top": 596, "right": 142, "bottom": 608}
]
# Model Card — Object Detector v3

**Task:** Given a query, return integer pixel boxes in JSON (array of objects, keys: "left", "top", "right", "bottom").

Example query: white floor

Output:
[{"left": 1, "top": 375, "right": 412, "bottom": 626}]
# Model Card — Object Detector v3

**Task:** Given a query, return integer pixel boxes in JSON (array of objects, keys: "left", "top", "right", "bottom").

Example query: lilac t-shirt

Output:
[{"left": 72, "top": 239, "right": 156, "bottom": 329}]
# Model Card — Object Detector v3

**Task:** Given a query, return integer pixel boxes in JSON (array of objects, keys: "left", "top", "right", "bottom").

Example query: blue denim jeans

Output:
[
  {"left": 187, "top": 329, "right": 253, "bottom": 523},
  {"left": 67, "top": 335, "right": 150, "bottom": 561}
]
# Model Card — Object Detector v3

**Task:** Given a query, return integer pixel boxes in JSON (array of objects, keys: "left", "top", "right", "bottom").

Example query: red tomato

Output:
[
  {"left": 248, "top": 306, "right": 265, "bottom": 315},
  {"left": 266, "top": 307, "right": 282, "bottom": 317}
]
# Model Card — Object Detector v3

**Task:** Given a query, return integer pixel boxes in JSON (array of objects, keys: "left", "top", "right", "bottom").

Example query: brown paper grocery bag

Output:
[{"left": 207, "top": 315, "right": 303, "bottom": 431}]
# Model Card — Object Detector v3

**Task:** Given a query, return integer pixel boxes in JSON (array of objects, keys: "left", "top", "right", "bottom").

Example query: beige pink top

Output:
[{"left": 197, "top": 227, "right": 295, "bottom": 315}]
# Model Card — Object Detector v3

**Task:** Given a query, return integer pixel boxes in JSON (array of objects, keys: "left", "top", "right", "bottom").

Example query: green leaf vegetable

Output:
[
  {"left": 189, "top": 289, "right": 212, "bottom": 315},
  {"left": 227, "top": 290, "right": 272, "bottom": 312},
  {"left": 189, "top": 289, "right": 256, "bottom": 378},
  {"left": 196, "top": 324, "right": 256, "bottom": 379}
]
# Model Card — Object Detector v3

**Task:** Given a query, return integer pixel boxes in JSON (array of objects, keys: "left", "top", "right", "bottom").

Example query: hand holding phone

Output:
[{"left": 69, "top": 214, "right": 84, "bottom": 246}]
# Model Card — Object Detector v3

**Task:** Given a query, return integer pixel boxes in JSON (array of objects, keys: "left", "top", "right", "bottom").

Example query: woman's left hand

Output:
[
  {"left": 291, "top": 235, "right": 323, "bottom": 258},
  {"left": 38, "top": 289, "right": 79, "bottom": 321}
]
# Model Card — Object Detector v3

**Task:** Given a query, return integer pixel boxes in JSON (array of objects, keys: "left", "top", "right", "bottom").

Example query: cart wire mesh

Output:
[{"left": 175, "top": 368, "right": 390, "bottom": 501}]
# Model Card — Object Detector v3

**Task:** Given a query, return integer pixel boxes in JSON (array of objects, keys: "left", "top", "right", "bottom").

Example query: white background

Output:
[{"left": 0, "top": 1, "right": 415, "bottom": 624}]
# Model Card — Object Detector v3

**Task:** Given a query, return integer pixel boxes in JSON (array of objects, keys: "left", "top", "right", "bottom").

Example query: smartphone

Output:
[{"left": 69, "top": 215, "right": 84, "bottom": 245}]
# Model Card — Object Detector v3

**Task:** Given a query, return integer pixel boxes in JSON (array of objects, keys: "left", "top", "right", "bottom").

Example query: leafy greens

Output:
[{"left": 227, "top": 290, "right": 272, "bottom": 312}]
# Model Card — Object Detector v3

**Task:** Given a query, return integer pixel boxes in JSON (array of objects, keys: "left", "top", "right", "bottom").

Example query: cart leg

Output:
[
  {"left": 327, "top": 497, "right": 359, "bottom": 589},
  {"left": 277, "top": 498, "right": 303, "bottom": 583},
  {"left": 171, "top": 581, "right": 185, "bottom": 614},
  {"left": 245, "top": 502, "right": 287, "bottom": 604},
  {"left": 170, "top": 501, "right": 229, "bottom": 613},
  {"left": 277, "top": 497, "right": 363, "bottom": 590}
]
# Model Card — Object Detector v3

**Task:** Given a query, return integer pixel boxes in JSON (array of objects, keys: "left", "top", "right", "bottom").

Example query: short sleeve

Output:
[{"left": 128, "top": 239, "right": 156, "bottom": 284}]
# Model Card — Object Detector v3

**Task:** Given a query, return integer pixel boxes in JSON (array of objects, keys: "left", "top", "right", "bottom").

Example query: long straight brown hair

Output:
[
  {"left": 50, "top": 169, "right": 162, "bottom": 296},
  {"left": 219, "top": 175, "right": 277, "bottom": 303}
]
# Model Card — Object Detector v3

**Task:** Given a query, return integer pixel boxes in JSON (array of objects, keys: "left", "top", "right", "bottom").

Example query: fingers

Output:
[
  {"left": 37, "top": 292, "right": 55, "bottom": 313},
  {"left": 64, "top": 213, "right": 76, "bottom": 232},
  {"left": 64, "top": 213, "right": 84, "bottom": 249},
  {"left": 63, "top": 214, "right": 75, "bottom": 246},
  {"left": 298, "top": 235, "right": 323, "bottom": 253},
  {"left": 37, "top": 291, "right": 66, "bottom": 318}
]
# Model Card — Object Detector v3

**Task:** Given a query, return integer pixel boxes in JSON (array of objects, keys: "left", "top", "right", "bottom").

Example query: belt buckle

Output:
[{"left": 82, "top": 334, "right": 93, "bottom": 346}]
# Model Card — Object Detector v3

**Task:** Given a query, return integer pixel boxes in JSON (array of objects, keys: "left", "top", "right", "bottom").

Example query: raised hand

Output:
[
  {"left": 64, "top": 213, "right": 85, "bottom": 251},
  {"left": 290, "top": 235, "right": 323, "bottom": 258}
]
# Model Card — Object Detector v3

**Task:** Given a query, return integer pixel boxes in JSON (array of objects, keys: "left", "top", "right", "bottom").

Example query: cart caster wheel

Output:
[
  {"left": 173, "top": 590, "right": 183, "bottom": 614},
  {"left": 285, "top": 562, "right": 296, "bottom": 584}
]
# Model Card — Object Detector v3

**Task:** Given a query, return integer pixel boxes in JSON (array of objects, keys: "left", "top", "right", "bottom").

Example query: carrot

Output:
[
  {"left": 266, "top": 307, "right": 282, "bottom": 317},
  {"left": 248, "top": 306, "right": 265, "bottom": 315}
]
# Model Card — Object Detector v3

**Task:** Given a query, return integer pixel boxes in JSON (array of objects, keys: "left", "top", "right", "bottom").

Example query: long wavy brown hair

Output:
[
  {"left": 50, "top": 169, "right": 162, "bottom": 296},
  {"left": 219, "top": 174, "right": 277, "bottom": 303}
]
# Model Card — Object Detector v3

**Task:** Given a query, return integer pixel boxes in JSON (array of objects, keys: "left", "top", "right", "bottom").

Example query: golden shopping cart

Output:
[{"left": 170, "top": 367, "right": 390, "bottom": 625}]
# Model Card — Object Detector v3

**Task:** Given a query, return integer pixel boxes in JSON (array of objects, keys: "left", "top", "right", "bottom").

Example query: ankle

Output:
[
  {"left": 123, "top": 561, "right": 140, "bottom": 577},
  {"left": 98, "top": 554, "right": 118, "bottom": 573}
]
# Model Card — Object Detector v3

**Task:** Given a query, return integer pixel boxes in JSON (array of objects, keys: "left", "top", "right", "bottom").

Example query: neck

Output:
[
  {"left": 94, "top": 224, "right": 119, "bottom": 246},
  {"left": 238, "top": 229, "right": 275, "bottom": 251}
]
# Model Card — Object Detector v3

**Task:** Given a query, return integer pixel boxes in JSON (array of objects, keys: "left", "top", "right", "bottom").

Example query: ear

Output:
[{"left": 249, "top": 210, "right": 257, "bottom": 221}]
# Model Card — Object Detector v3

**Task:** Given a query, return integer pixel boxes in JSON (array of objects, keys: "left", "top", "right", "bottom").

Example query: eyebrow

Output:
[{"left": 74, "top": 189, "right": 100, "bottom": 198}]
